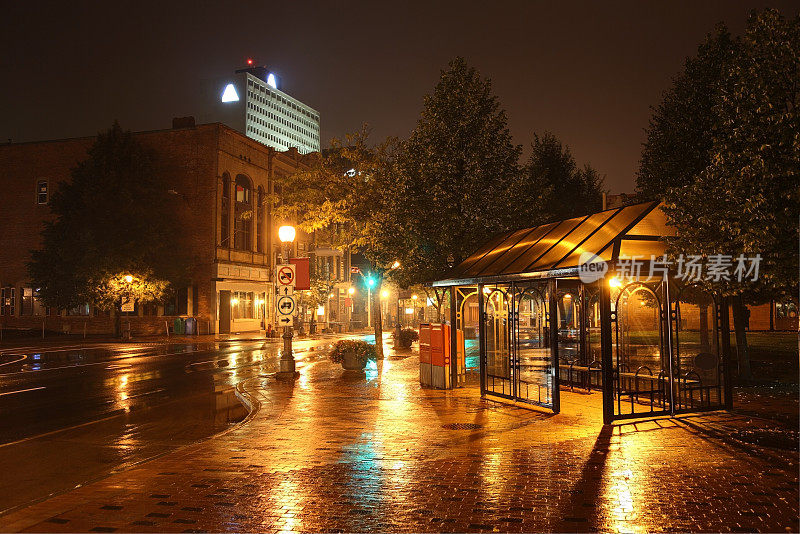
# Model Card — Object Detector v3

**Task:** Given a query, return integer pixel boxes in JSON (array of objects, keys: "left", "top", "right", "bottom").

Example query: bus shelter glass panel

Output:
[
  {"left": 456, "top": 288, "right": 481, "bottom": 373},
  {"left": 557, "top": 284, "right": 581, "bottom": 364},
  {"left": 515, "top": 283, "right": 553, "bottom": 407},
  {"left": 613, "top": 281, "right": 671, "bottom": 417},
  {"left": 673, "top": 286, "right": 725, "bottom": 410},
  {"left": 581, "top": 284, "right": 603, "bottom": 389},
  {"left": 483, "top": 286, "right": 513, "bottom": 398}
]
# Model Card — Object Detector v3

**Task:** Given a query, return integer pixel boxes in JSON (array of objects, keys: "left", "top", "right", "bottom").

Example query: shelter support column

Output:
[
  {"left": 548, "top": 279, "right": 560, "bottom": 414},
  {"left": 664, "top": 277, "right": 676, "bottom": 416},
  {"left": 720, "top": 296, "right": 733, "bottom": 409},
  {"left": 478, "top": 284, "right": 486, "bottom": 395},
  {"left": 449, "top": 287, "right": 459, "bottom": 388},
  {"left": 600, "top": 278, "right": 614, "bottom": 424}
]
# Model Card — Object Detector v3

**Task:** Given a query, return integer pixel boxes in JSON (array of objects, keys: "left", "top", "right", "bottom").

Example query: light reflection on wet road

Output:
[{"left": 0, "top": 336, "right": 344, "bottom": 514}]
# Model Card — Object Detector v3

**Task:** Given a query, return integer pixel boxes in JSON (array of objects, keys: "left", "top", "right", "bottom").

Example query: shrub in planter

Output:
[
  {"left": 395, "top": 328, "right": 419, "bottom": 349},
  {"left": 330, "top": 339, "right": 377, "bottom": 370}
]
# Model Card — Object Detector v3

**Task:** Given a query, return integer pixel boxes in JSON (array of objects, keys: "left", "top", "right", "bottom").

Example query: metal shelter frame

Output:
[{"left": 435, "top": 202, "right": 734, "bottom": 424}]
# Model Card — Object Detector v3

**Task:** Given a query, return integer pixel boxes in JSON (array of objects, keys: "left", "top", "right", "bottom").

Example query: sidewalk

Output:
[{"left": 1, "top": 344, "right": 797, "bottom": 533}]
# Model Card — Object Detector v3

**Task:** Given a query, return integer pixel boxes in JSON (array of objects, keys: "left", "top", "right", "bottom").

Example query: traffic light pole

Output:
[{"left": 367, "top": 286, "right": 372, "bottom": 328}]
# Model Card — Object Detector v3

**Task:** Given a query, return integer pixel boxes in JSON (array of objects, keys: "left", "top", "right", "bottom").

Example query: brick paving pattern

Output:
[{"left": 0, "top": 351, "right": 797, "bottom": 533}]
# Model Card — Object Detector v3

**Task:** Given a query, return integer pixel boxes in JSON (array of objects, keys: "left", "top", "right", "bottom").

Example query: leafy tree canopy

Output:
[
  {"left": 659, "top": 9, "right": 799, "bottom": 299},
  {"left": 28, "top": 122, "right": 191, "bottom": 310},
  {"left": 637, "top": 24, "right": 739, "bottom": 198},
  {"left": 391, "top": 57, "right": 525, "bottom": 286},
  {"left": 520, "top": 132, "right": 605, "bottom": 222}
]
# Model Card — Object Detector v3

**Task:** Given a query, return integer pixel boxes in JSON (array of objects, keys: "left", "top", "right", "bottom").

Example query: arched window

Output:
[
  {"left": 220, "top": 173, "right": 230, "bottom": 247},
  {"left": 234, "top": 174, "right": 253, "bottom": 250},
  {"left": 256, "top": 186, "right": 265, "bottom": 253}
]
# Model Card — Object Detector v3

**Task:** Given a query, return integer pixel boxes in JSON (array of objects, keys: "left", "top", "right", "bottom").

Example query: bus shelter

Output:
[{"left": 433, "top": 201, "right": 734, "bottom": 424}]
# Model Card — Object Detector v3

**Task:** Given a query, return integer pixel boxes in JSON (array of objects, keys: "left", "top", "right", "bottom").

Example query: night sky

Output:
[{"left": 2, "top": 1, "right": 796, "bottom": 193}]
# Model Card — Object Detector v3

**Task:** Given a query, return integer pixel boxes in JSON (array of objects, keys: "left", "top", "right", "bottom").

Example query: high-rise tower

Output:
[{"left": 211, "top": 61, "right": 321, "bottom": 154}]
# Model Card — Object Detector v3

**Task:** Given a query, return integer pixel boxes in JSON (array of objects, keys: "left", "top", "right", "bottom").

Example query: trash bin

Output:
[
  {"left": 184, "top": 317, "right": 196, "bottom": 335},
  {"left": 173, "top": 317, "right": 185, "bottom": 335}
]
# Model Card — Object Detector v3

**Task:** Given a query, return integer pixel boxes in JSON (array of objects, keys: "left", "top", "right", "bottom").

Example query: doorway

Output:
[
  {"left": 218, "top": 290, "right": 231, "bottom": 334},
  {"left": 479, "top": 282, "right": 559, "bottom": 412}
]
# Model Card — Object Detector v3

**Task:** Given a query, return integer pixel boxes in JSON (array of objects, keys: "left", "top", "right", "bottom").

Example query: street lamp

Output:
[{"left": 278, "top": 224, "right": 297, "bottom": 377}]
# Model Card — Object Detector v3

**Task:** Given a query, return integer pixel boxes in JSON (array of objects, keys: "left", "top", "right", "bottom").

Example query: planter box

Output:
[{"left": 342, "top": 352, "right": 366, "bottom": 371}]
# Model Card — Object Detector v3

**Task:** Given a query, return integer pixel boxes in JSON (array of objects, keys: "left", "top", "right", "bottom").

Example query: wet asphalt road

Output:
[{"left": 0, "top": 336, "right": 346, "bottom": 514}]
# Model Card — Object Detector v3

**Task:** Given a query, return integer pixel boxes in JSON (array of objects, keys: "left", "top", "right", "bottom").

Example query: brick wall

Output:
[{"left": 0, "top": 122, "right": 315, "bottom": 335}]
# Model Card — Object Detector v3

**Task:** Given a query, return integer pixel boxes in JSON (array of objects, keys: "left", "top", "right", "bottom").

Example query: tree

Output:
[
  {"left": 28, "top": 122, "right": 191, "bottom": 335},
  {"left": 299, "top": 264, "right": 337, "bottom": 331},
  {"left": 392, "top": 57, "right": 524, "bottom": 288},
  {"left": 520, "top": 132, "right": 605, "bottom": 222},
  {"left": 636, "top": 24, "right": 739, "bottom": 198},
  {"left": 276, "top": 127, "right": 399, "bottom": 357},
  {"left": 656, "top": 9, "right": 799, "bottom": 380}
]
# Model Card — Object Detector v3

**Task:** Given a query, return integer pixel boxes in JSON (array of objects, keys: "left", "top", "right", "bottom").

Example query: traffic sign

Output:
[
  {"left": 277, "top": 315, "right": 292, "bottom": 326},
  {"left": 276, "top": 295, "right": 297, "bottom": 316},
  {"left": 121, "top": 298, "right": 135, "bottom": 312},
  {"left": 277, "top": 285, "right": 294, "bottom": 297},
  {"left": 276, "top": 265, "right": 296, "bottom": 287}
]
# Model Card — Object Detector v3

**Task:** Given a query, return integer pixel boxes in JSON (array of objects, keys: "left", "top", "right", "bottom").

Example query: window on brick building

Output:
[
  {"left": 67, "top": 304, "right": 90, "bottom": 316},
  {"left": 234, "top": 174, "right": 253, "bottom": 251},
  {"left": 21, "top": 288, "right": 34, "bottom": 315},
  {"left": 231, "top": 291, "right": 254, "bottom": 320},
  {"left": 1, "top": 287, "right": 15, "bottom": 316},
  {"left": 36, "top": 180, "right": 48, "bottom": 204},
  {"left": 221, "top": 173, "right": 231, "bottom": 247},
  {"left": 257, "top": 186, "right": 265, "bottom": 253}
]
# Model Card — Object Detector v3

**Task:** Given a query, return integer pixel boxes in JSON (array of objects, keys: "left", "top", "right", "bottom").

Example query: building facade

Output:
[
  {"left": 0, "top": 120, "right": 346, "bottom": 336},
  {"left": 207, "top": 65, "right": 321, "bottom": 155}
]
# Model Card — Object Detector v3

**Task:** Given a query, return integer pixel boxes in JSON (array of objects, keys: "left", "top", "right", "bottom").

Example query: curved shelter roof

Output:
[{"left": 432, "top": 201, "right": 675, "bottom": 286}]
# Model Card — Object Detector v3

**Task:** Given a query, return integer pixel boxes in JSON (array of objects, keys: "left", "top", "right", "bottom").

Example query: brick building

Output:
[{"left": 0, "top": 120, "right": 350, "bottom": 336}]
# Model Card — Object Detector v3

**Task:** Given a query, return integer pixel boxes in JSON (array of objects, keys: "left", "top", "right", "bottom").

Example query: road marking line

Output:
[
  {"left": 0, "top": 355, "right": 27, "bottom": 367},
  {"left": 0, "top": 386, "right": 46, "bottom": 397}
]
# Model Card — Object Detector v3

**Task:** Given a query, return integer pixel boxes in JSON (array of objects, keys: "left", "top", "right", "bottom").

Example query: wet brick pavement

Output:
[{"left": 0, "top": 348, "right": 797, "bottom": 533}]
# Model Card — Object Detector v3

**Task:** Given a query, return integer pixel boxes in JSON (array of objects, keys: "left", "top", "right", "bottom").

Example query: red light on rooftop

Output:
[{"left": 246, "top": 58, "right": 254, "bottom": 65}]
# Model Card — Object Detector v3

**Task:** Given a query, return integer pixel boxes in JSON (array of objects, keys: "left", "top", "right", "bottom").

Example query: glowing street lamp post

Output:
[{"left": 278, "top": 225, "right": 296, "bottom": 376}]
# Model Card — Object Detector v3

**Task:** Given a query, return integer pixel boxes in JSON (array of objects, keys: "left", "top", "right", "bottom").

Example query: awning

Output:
[{"left": 432, "top": 201, "right": 675, "bottom": 286}]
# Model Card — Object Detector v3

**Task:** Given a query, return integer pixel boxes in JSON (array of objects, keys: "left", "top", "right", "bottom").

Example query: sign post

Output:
[{"left": 276, "top": 226, "right": 299, "bottom": 378}]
